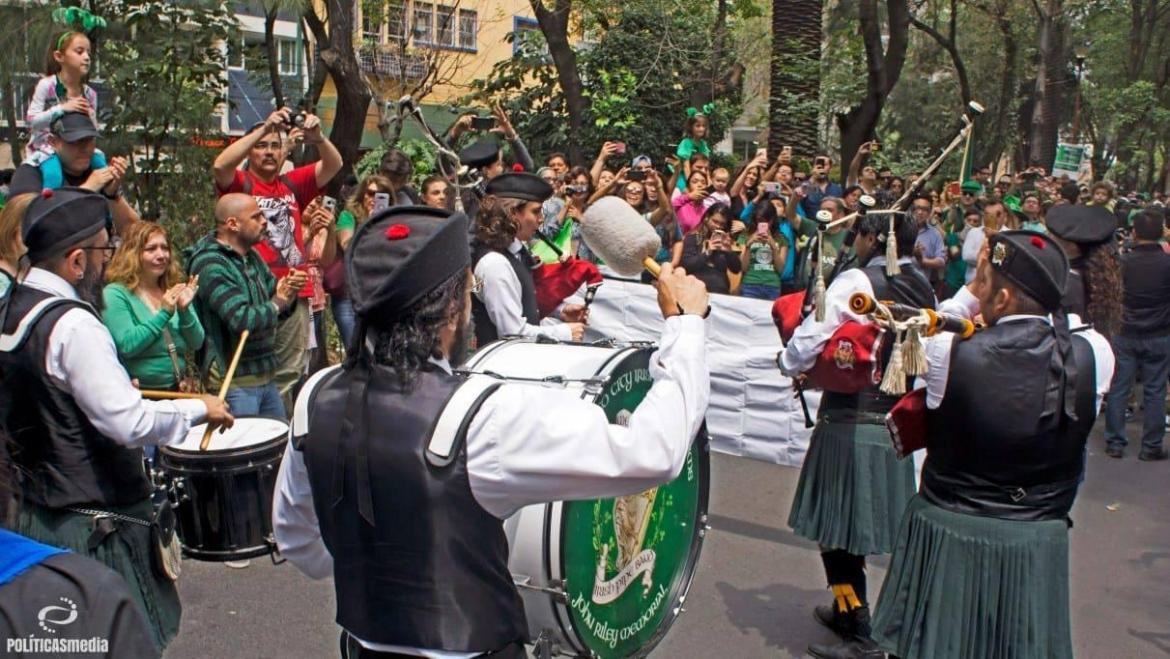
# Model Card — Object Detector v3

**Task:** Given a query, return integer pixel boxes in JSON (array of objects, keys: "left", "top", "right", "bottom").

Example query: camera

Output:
[
  {"left": 565, "top": 184, "right": 589, "bottom": 195},
  {"left": 627, "top": 170, "right": 647, "bottom": 182},
  {"left": 322, "top": 196, "right": 337, "bottom": 213},
  {"left": 284, "top": 111, "right": 307, "bottom": 129}
]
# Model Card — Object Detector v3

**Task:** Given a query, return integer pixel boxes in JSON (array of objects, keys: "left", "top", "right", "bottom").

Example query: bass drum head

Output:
[{"left": 558, "top": 349, "right": 710, "bottom": 658}]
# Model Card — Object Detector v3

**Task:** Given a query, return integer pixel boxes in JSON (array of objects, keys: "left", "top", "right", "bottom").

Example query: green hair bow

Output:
[
  {"left": 53, "top": 7, "right": 108, "bottom": 42},
  {"left": 685, "top": 103, "right": 715, "bottom": 118}
]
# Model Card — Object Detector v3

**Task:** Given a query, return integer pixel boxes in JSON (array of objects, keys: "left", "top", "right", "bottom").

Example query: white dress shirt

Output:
[
  {"left": 19, "top": 268, "right": 207, "bottom": 448},
  {"left": 921, "top": 286, "right": 1114, "bottom": 410},
  {"left": 272, "top": 314, "right": 710, "bottom": 657},
  {"left": 779, "top": 256, "right": 917, "bottom": 376},
  {"left": 473, "top": 239, "right": 573, "bottom": 341}
]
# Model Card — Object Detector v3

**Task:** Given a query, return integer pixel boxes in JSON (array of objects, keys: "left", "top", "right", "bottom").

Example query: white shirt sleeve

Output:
[
  {"left": 1072, "top": 320, "right": 1115, "bottom": 411},
  {"left": 47, "top": 308, "right": 206, "bottom": 447},
  {"left": 779, "top": 268, "right": 875, "bottom": 376},
  {"left": 474, "top": 252, "right": 573, "bottom": 342},
  {"left": 937, "top": 284, "right": 980, "bottom": 318},
  {"left": 465, "top": 315, "right": 709, "bottom": 519},
  {"left": 272, "top": 439, "right": 334, "bottom": 579}
]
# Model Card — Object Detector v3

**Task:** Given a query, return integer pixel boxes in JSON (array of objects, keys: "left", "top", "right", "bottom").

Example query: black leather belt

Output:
[{"left": 921, "top": 468, "right": 1080, "bottom": 522}]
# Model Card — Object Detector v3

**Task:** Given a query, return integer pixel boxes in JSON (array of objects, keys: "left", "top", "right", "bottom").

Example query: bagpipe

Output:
[{"left": 530, "top": 229, "right": 603, "bottom": 318}]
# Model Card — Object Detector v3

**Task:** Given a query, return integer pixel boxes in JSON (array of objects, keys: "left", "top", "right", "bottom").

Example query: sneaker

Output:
[
  {"left": 1138, "top": 448, "right": 1168, "bottom": 462},
  {"left": 224, "top": 559, "right": 251, "bottom": 569},
  {"left": 1105, "top": 445, "right": 1124, "bottom": 459}
]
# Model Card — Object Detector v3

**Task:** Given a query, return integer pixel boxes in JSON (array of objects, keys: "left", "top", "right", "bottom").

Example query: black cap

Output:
[
  {"left": 484, "top": 172, "right": 553, "bottom": 202},
  {"left": 22, "top": 187, "right": 108, "bottom": 262},
  {"left": 50, "top": 111, "right": 100, "bottom": 143},
  {"left": 459, "top": 139, "right": 501, "bottom": 169},
  {"left": 988, "top": 230, "right": 1069, "bottom": 312},
  {"left": 1045, "top": 203, "right": 1116, "bottom": 246},
  {"left": 345, "top": 205, "right": 470, "bottom": 325}
]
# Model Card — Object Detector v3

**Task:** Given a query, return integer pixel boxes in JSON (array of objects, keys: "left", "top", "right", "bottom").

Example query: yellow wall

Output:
[{"left": 313, "top": 0, "right": 538, "bottom": 147}]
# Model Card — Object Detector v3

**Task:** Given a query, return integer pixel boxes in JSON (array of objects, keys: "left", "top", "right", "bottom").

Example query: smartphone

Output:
[
  {"left": 471, "top": 115, "right": 497, "bottom": 130},
  {"left": 711, "top": 230, "right": 728, "bottom": 241},
  {"left": 762, "top": 181, "right": 780, "bottom": 194},
  {"left": 321, "top": 195, "right": 337, "bottom": 213},
  {"left": 756, "top": 147, "right": 768, "bottom": 159},
  {"left": 814, "top": 157, "right": 828, "bottom": 169},
  {"left": 627, "top": 169, "right": 647, "bottom": 182},
  {"left": 756, "top": 222, "right": 769, "bottom": 236},
  {"left": 870, "top": 141, "right": 882, "bottom": 152},
  {"left": 372, "top": 192, "right": 391, "bottom": 214},
  {"left": 613, "top": 141, "right": 627, "bottom": 155}
]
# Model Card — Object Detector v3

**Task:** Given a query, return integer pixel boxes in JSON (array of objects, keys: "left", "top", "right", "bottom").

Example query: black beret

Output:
[
  {"left": 459, "top": 139, "right": 501, "bottom": 169},
  {"left": 1045, "top": 203, "right": 1116, "bottom": 245},
  {"left": 988, "top": 230, "right": 1069, "bottom": 312},
  {"left": 345, "top": 205, "right": 470, "bottom": 324},
  {"left": 50, "top": 111, "right": 100, "bottom": 143},
  {"left": 22, "top": 187, "right": 108, "bottom": 262},
  {"left": 484, "top": 172, "right": 553, "bottom": 202}
]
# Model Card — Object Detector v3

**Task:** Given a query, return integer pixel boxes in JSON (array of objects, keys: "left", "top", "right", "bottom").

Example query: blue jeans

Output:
[
  {"left": 740, "top": 283, "right": 781, "bottom": 300},
  {"left": 225, "top": 382, "right": 286, "bottom": 420},
  {"left": 1104, "top": 333, "right": 1170, "bottom": 453},
  {"left": 331, "top": 296, "right": 356, "bottom": 353}
]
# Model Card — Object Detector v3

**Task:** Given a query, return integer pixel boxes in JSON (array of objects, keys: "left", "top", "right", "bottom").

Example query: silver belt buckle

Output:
[{"left": 1010, "top": 487, "right": 1026, "bottom": 502}]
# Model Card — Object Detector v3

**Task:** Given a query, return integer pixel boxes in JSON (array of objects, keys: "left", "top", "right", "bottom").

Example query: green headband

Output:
[{"left": 53, "top": 7, "right": 107, "bottom": 49}]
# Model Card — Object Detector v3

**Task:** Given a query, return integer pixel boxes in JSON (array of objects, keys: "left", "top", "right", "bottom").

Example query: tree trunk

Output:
[
  {"left": 836, "top": 0, "right": 910, "bottom": 173},
  {"left": 768, "top": 0, "right": 821, "bottom": 158},
  {"left": 531, "top": 0, "right": 587, "bottom": 165},
  {"left": 978, "top": 9, "right": 1017, "bottom": 173},
  {"left": 1028, "top": 0, "right": 1066, "bottom": 170},
  {"left": 908, "top": 0, "right": 971, "bottom": 108},
  {"left": 265, "top": 6, "right": 285, "bottom": 109}
]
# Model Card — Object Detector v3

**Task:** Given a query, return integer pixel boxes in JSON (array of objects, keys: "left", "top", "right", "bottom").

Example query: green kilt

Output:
[
  {"left": 15, "top": 498, "right": 181, "bottom": 651},
  {"left": 871, "top": 495, "right": 1073, "bottom": 659},
  {"left": 787, "top": 413, "right": 916, "bottom": 555}
]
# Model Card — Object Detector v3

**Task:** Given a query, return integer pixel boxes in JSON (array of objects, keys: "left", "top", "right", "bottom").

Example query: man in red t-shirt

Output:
[{"left": 212, "top": 107, "right": 342, "bottom": 410}]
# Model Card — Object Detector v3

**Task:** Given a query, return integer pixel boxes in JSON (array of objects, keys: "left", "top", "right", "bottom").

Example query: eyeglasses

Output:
[
  {"left": 364, "top": 189, "right": 386, "bottom": 197},
  {"left": 470, "top": 275, "right": 484, "bottom": 295},
  {"left": 81, "top": 237, "right": 121, "bottom": 258}
]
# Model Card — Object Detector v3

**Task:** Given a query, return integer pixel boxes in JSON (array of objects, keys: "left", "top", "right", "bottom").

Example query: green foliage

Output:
[
  {"left": 467, "top": 0, "right": 744, "bottom": 165},
  {"left": 354, "top": 138, "right": 439, "bottom": 184},
  {"left": 93, "top": 0, "right": 238, "bottom": 250}
]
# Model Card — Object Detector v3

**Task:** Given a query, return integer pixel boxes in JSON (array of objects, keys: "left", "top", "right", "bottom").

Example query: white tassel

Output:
[
  {"left": 901, "top": 325, "right": 927, "bottom": 376},
  {"left": 814, "top": 230, "right": 827, "bottom": 322},
  {"left": 880, "top": 328, "right": 907, "bottom": 395},
  {"left": 885, "top": 214, "right": 900, "bottom": 276}
]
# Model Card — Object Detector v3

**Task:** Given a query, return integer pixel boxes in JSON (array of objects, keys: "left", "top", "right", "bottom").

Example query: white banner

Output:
[{"left": 584, "top": 277, "right": 818, "bottom": 467}]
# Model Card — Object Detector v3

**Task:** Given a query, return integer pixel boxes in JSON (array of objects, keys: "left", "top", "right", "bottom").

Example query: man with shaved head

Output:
[{"left": 186, "top": 193, "right": 307, "bottom": 420}]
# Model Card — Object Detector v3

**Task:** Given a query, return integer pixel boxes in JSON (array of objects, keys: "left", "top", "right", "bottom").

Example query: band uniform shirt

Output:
[
  {"left": 779, "top": 255, "right": 914, "bottom": 377},
  {"left": 921, "top": 286, "right": 1114, "bottom": 411},
  {"left": 18, "top": 268, "right": 207, "bottom": 448},
  {"left": 273, "top": 315, "right": 709, "bottom": 657},
  {"left": 473, "top": 238, "right": 574, "bottom": 341}
]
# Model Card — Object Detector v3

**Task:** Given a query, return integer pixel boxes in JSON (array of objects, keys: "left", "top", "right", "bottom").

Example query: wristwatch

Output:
[
  {"left": 101, "top": 188, "right": 120, "bottom": 200},
  {"left": 672, "top": 302, "right": 712, "bottom": 319}
]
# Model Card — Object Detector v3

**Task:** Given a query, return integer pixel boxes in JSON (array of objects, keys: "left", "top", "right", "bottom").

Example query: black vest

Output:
[
  {"left": 923, "top": 318, "right": 1098, "bottom": 521},
  {"left": 821, "top": 261, "right": 937, "bottom": 416},
  {"left": 299, "top": 365, "right": 526, "bottom": 651},
  {"left": 0, "top": 285, "right": 151, "bottom": 508},
  {"left": 471, "top": 241, "right": 540, "bottom": 347}
]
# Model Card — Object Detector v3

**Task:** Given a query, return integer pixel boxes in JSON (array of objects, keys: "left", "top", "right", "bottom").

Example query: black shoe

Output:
[
  {"left": 1138, "top": 448, "right": 1169, "bottom": 461},
  {"left": 814, "top": 604, "right": 856, "bottom": 639},
  {"left": 808, "top": 637, "right": 884, "bottom": 659},
  {"left": 1105, "top": 445, "right": 1124, "bottom": 458}
]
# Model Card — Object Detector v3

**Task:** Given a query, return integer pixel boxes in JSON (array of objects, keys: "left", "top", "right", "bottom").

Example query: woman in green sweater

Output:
[{"left": 102, "top": 222, "right": 203, "bottom": 392}]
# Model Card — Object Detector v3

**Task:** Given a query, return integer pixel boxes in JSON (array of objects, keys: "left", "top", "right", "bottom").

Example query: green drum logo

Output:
[{"left": 562, "top": 354, "right": 703, "bottom": 657}]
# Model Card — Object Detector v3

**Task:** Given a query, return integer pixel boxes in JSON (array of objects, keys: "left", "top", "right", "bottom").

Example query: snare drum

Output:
[
  {"left": 158, "top": 416, "right": 288, "bottom": 561},
  {"left": 465, "top": 338, "right": 710, "bottom": 658}
]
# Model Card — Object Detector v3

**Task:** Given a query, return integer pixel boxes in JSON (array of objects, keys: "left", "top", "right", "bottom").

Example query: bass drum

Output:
[
  {"left": 464, "top": 338, "right": 710, "bottom": 658},
  {"left": 158, "top": 416, "right": 287, "bottom": 561}
]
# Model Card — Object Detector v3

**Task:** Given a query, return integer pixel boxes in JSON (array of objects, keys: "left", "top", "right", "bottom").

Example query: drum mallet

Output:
[
  {"left": 140, "top": 389, "right": 205, "bottom": 401},
  {"left": 200, "top": 329, "right": 249, "bottom": 451},
  {"left": 580, "top": 196, "right": 663, "bottom": 278}
]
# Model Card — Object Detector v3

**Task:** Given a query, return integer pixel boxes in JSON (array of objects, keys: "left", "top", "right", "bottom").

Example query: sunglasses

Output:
[{"left": 364, "top": 189, "right": 387, "bottom": 197}]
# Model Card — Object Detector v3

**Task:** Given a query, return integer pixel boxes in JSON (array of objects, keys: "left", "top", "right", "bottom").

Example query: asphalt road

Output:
[{"left": 167, "top": 430, "right": 1170, "bottom": 658}]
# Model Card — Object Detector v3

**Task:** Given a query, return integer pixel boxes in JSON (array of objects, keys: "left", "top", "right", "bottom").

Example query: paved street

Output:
[{"left": 168, "top": 431, "right": 1170, "bottom": 658}]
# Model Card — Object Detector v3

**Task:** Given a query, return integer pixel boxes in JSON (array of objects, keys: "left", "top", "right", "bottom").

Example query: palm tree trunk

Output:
[{"left": 768, "top": 0, "right": 822, "bottom": 158}]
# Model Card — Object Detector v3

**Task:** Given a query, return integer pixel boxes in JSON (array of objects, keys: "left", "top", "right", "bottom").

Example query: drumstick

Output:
[
  {"left": 200, "top": 329, "right": 249, "bottom": 451},
  {"left": 140, "top": 389, "right": 205, "bottom": 401}
]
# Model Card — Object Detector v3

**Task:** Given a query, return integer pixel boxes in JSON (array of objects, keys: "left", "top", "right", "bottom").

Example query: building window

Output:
[
  {"left": 512, "top": 16, "right": 543, "bottom": 57},
  {"left": 387, "top": 0, "right": 407, "bottom": 40},
  {"left": 436, "top": 6, "right": 456, "bottom": 47},
  {"left": 362, "top": 1, "right": 383, "bottom": 43},
  {"left": 412, "top": 2, "right": 433, "bottom": 44},
  {"left": 278, "top": 38, "right": 300, "bottom": 76},
  {"left": 458, "top": 9, "right": 477, "bottom": 50}
]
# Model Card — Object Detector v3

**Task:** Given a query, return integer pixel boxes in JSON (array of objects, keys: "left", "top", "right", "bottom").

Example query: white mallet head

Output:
[{"left": 581, "top": 196, "right": 662, "bottom": 277}]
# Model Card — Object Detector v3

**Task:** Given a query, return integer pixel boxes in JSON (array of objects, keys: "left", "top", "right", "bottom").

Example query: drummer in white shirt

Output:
[
  {"left": 470, "top": 172, "right": 588, "bottom": 345},
  {"left": 273, "top": 206, "right": 710, "bottom": 658},
  {"left": 0, "top": 187, "right": 233, "bottom": 651}
]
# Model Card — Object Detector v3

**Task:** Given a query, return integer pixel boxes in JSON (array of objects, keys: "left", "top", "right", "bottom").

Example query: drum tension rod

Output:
[{"left": 457, "top": 369, "right": 610, "bottom": 389}]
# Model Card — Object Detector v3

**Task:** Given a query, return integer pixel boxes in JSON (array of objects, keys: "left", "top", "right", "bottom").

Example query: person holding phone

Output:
[
  {"left": 738, "top": 201, "right": 790, "bottom": 300},
  {"left": 799, "top": 154, "right": 844, "bottom": 220},
  {"left": 672, "top": 203, "right": 741, "bottom": 295}
]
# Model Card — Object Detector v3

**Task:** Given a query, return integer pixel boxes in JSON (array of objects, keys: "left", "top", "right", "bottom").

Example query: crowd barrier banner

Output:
[{"left": 584, "top": 277, "right": 818, "bottom": 468}]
